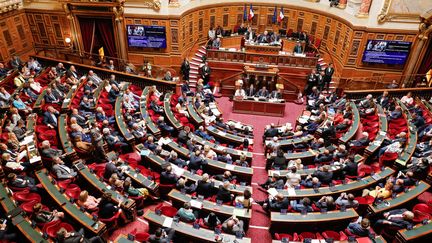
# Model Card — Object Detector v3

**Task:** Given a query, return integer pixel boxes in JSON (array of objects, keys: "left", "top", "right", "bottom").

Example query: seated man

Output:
[
  {"left": 222, "top": 216, "right": 244, "bottom": 236},
  {"left": 256, "top": 193, "right": 289, "bottom": 212},
  {"left": 375, "top": 208, "right": 414, "bottom": 230},
  {"left": 52, "top": 157, "right": 77, "bottom": 179},
  {"left": 194, "top": 126, "right": 214, "bottom": 141},
  {"left": 148, "top": 227, "right": 175, "bottom": 243},
  {"left": 160, "top": 165, "right": 178, "bottom": 185},
  {"left": 346, "top": 218, "right": 372, "bottom": 237},
  {"left": 349, "top": 132, "right": 370, "bottom": 147},
  {"left": 43, "top": 106, "right": 59, "bottom": 129},
  {"left": 157, "top": 117, "right": 174, "bottom": 133},
  {"left": 312, "top": 165, "right": 333, "bottom": 185},
  {"left": 260, "top": 174, "right": 285, "bottom": 190},
  {"left": 176, "top": 202, "right": 197, "bottom": 223},
  {"left": 195, "top": 173, "right": 216, "bottom": 198},
  {"left": 388, "top": 106, "right": 402, "bottom": 121},
  {"left": 335, "top": 193, "right": 359, "bottom": 208},
  {"left": 291, "top": 197, "right": 313, "bottom": 212},
  {"left": 7, "top": 172, "right": 39, "bottom": 192},
  {"left": 102, "top": 128, "right": 129, "bottom": 152},
  {"left": 216, "top": 181, "right": 234, "bottom": 203},
  {"left": 40, "top": 140, "right": 63, "bottom": 159},
  {"left": 44, "top": 88, "right": 61, "bottom": 104},
  {"left": 256, "top": 86, "right": 269, "bottom": 98}
]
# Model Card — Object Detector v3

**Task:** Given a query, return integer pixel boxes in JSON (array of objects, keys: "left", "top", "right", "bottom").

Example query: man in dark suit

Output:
[
  {"left": 388, "top": 106, "right": 403, "bottom": 121},
  {"left": 304, "top": 69, "right": 317, "bottom": 95},
  {"left": 259, "top": 174, "right": 285, "bottom": 190},
  {"left": 341, "top": 157, "right": 358, "bottom": 177},
  {"left": 313, "top": 165, "right": 333, "bottom": 185},
  {"left": 44, "top": 88, "right": 60, "bottom": 104},
  {"left": 188, "top": 150, "right": 207, "bottom": 171},
  {"left": 56, "top": 227, "right": 104, "bottom": 243},
  {"left": 321, "top": 121, "right": 336, "bottom": 146},
  {"left": 257, "top": 86, "right": 269, "bottom": 98},
  {"left": 7, "top": 173, "right": 39, "bottom": 192},
  {"left": 160, "top": 165, "right": 178, "bottom": 185},
  {"left": 244, "top": 27, "right": 256, "bottom": 42},
  {"left": 66, "top": 65, "right": 79, "bottom": 79},
  {"left": 148, "top": 227, "right": 175, "bottom": 243},
  {"left": 257, "top": 193, "right": 289, "bottom": 211},
  {"left": 103, "top": 160, "right": 124, "bottom": 180},
  {"left": 195, "top": 173, "right": 216, "bottom": 198},
  {"left": 246, "top": 83, "right": 256, "bottom": 97},
  {"left": 346, "top": 218, "right": 371, "bottom": 237},
  {"left": 200, "top": 62, "right": 211, "bottom": 86},
  {"left": 269, "top": 89, "right": 282, "bottom": 99},
  {"left": 177, "top": 126, "right": 190, "bottom": 145},
  {"left": 376, "top": 91, "right": 390, "bottom": 109},
  {"left": 323, "top": 63, "right": 334, "bottom": 91},
  {"left": 349, "top": 132, "right": 370, "bottom": 147},
  {"left": 43, "top": 106, "right": 59, "bottom": 128},
  {"left": 40, "top": 140, "right": 62, "bottom": 159},
  {"left": 216, "top": 181, "right": 233, "bottom": 203},
  {"left": 181, "top": 80, "right": 193, "bottom": 96},
  {"left": 314, "top": 150, "right": 333, "bottom": 164},
  {"left": 257, "top": 31, "right": 269, "bottom": 44},
  {"left": 293, "top": 42, "right": 303, "bottom": 54},
  {"left": 375, "top": 208, "right": 414, "bottom": 230},
  {"left": 108, "top": 84, "right": 120, "bottom": 103},
  {"left": 237, "top": 23, "right": 247, "bottom": 35}
]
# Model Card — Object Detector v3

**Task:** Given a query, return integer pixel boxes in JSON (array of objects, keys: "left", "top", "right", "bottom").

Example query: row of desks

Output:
[
  {"left": 115, "top": 83, "right": 135, "bottom": 144},
  {"left": 275, "top": 167, "right": 395, "bottom": 199},
  {"left": 395, "top": 99, "right": 417, "bottom": 166},
  {"left": 137, "top": 143, "right": 252, "bottom": 195},
  {"left": 339, "top": 102, "right": 360, "bottom": 144},
  {"left": 186, "top": 97, "right": 204, "bottom": 125},
  {"left": 140, "top": 86, "right": 161, "bottom": 137},
  {"left": 365, "top": 105, "right": 388, "bottom": 156},
  {"left": 206, "top": 125, "right": 253, "bottom": 146},
  {"left": 0, "top": 183, "right": 48, "bottom": 242},
  {"left": 163, "top": 93, "right": 183, "bottom": 130},
  {"left": 144, "top": 210, "right": 252, "bottom": 243}
]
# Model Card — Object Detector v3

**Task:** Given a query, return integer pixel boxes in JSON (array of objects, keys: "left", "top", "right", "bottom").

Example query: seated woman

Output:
[
  {"left": 11, "top": 94, "right": 31, "bottom": 114},
  {"left": 123, "top": 177, "right": 149, "bottom": 200},
  {"left": 28, "top": 78, "right": 42, "bottom": 94},
  {"left": 234, "top": 189, "right": 253, "bottom": 208},
  {"left": 234, "top": 87, "right": 246, "bottom": 100},
  {"left": 400, "top": 92, "right": 414, "bottom": 107},
  {"left": 32, "top": 203, "right": 64, "bottom": 224},
  {"left": 175, "top": 100, "right": 189, "bottom": 117},
  {"left": 362, "top": 181, "right": 393, "bottom": 199},
  {"left": 77, "top": 190, "right": 100, "bottom": 212},
  {"left": 176, "top": 202, "right": 197, "bottom": 223}
]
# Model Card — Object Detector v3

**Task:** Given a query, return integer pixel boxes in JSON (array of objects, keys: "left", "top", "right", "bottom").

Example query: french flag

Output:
[
  {"left": 278, "top": 7, "right": 285, "bottom": 23},
  {"left": 248, "top": 4, "right": 254, "bottom": 21}
]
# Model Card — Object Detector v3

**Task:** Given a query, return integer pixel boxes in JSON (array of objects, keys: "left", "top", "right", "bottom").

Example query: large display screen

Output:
[
  {"left": 127, "top": 25, "right": 167, "bottom": 48},
  {"left": 362, "top": 40, "right": 412, "bottom": 65}
]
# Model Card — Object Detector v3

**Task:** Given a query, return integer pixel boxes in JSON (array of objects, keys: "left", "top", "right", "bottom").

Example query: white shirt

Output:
[{"left": 234, "top": 89, "right": 246, "bottom": 98}]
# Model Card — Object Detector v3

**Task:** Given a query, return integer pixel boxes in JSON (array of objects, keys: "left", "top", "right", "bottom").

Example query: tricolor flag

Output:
[
  {"left": 278, "top": 7, "right": 285, "bottom": 23},
  {"left": 272, "top": 6, "right": 277, "bottom": 24},
  {"left": 248, "top": 4, "right": 254, "bottom": 21}
]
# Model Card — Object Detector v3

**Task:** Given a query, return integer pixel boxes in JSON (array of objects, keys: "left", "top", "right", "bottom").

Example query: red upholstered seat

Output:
[
  {"left": 14, "top": 190, "right": 41, "bottom": 202},
  {"left": 20, "top": 200, "right": 42, "bottom": 214},
  {"left": 299, "top": 232, "right": 317, "bottom": 240},
  {"left": 275, "top": 233, "right": 299, "bottom": 241},
  {"left": 322, "top": 231, "right": 341, "bottom": 240},
  {"left": 155, "top": 204, "right": 178, "bottom": 217},
  {"left": 43, "top": 220, "right": 74, "bottom": 239},
  {"left": 65, "top": 185, "right": 81, "bottom": 200},
  {"left": 418, "top": 192, "right": 432, "bottom": 207},
  {"left": 379, "top": 152, "right": 398, "bottom": 165}
]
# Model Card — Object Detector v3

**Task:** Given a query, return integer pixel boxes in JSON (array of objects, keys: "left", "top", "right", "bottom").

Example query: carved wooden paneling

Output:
[
  {"left": 0, "top": 11, "right": 32, "bottom": 62},
  {"left": 26, "top": 10, "right": 71, "bottom": 49}
]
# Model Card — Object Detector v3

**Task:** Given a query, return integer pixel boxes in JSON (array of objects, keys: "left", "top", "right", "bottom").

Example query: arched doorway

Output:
[{"left": 78, "top": 17, "right": 117, "bottom": 59}]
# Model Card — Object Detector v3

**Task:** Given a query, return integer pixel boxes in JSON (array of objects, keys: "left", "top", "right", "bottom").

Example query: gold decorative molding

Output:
[
  {"left": 127, "top": 0, "right": 161, "bottom": 11},
  {"left": 378, "top": 0, "right": 432, "bottom": 24},
  {"left": 0, "top": 0, "right": 22, "bottom": 14}
]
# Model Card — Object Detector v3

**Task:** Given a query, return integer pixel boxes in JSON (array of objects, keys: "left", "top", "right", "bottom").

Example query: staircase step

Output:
[
  {"left": 192, "top": 57, "right": 202, "bottom": 62},
  {"left": 190, "top": 70, "right": 198, "bottom": 74},
  {"left": 189, "top": 74, "right": 197, "bottom": 79},
  {"left": 198, "top": 49, "right": 206, "bottom": 55},
  {"left": 190, "top": 61, "right": 201, "bottom": 66}
]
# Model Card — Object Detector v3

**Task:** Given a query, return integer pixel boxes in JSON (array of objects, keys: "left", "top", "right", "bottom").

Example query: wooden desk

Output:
[
  {"left": 75, "top": 161, "right": 136, "bottom": 212},
  {"left": 233, "top": 98, "right": 285, "bottom": 117},
  {"left": 139, "top": 145, "right": 251, "bottom": 195},
  {"left": 272, "top": 236, "right": 387, "bottom": 243},
  {"left": 367, "top": 181, "right": 430, "bottom": 214},
  {"left": 189, "top": 133, "right": 253, "bottom": 161},
  {"left": 395, "top": 99, "right": 417, "bottom": 166},
  {"left": 220, "top": 35, "right": 243, "bottom": 48},
  {"left": 115, "top": 83, "right": 135, "bottom": 144},
  {"left": 270, "top": 208, "right": 358, "bottom": 232},
  {"left": 123, "top": 164, "right": 159, "bottom": 195},
  {"left": 144, "top": 211, "right": 252, "bottom": 243},
  {"left": 164, "top": 141, "right": 253, "bottom": 183},
  {"left": 163, "top": 93, "right": 182, "bottom": 130},
  {"left": 35, "top": 170, "right": 106, "bottom": 235},
  {"left": 90, "top": 80, "right": 107, "bottom": 110},
  {"left": 186, "top": 97, "right": 204, "bottom": 125},
  {"left": 61, "top": 80, "right": 86, "bottom": 112},
  {"left": 168, "top": 189, "right": 251, "bottom": 223},
  {"left": 265, "top": 134, "right": 315, "bottom": 149},
  {"left": 0, "top": 184, "right": 49, "bottom": 242},
  {"left": 140, "top": 86, "right": 161, "bottom": 137},
  {"left": 339, "top": 102, "right": 360, "bottom": 144},
  {"left": 58, "top": 114, "right": 77, "bottom": 160},
  {"left": 206, "top": 125, "right": 253, "bottom": 146},
  {"left": 276, "top": 167, "right": 395, "bottom": 199},
  {"left": 365, "top": 105, "right": 388, "bottom": 156},
  {"left": 397, "top": 219, "right": 432, "bottom": 242},
  {"left": 244, "top": 43, "right": 281, "bottom": 53}
]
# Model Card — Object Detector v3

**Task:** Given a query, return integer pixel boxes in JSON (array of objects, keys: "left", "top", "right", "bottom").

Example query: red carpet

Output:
[{"left": 216, "top": 97, "right": 305, "bottom": 242}]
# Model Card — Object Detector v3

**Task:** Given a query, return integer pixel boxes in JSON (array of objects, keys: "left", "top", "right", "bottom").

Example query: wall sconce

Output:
[{"left": 65, "top": 37, "right": 72, "bottom": 44}]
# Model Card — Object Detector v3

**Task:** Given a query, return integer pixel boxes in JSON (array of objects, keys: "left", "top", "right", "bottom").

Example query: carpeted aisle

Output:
[{"left": 216, "top": 97, "right": 305, "bottom": 242}]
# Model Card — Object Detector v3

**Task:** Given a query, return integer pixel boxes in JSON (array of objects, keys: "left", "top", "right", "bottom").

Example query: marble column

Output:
[
  {"left": 338, "top": 0, "right": 348, "bottom": 9},
  {"left": 356, "top": 0, "right": 372, "bottom": 17}
]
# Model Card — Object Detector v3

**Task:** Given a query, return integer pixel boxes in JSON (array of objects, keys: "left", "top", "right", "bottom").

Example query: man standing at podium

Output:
[
  {"left": 201, "top": 62, "right": 211, "bottom": 87},
  {"left": 293, "top": 42, "right": 303, "bottom": 54}
]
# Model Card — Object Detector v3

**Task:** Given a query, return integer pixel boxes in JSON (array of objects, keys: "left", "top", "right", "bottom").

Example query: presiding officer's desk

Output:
[
  {"left": 144, "top": 210, "right": 252, "bottom": 243},
  {"left": 233, "top": 97, "right": 286, "bottom": 117},
  {"left": 168, "top": 189, "right": 251, "bottom": 225},
  {"left": 270, "top": 208, "right": 358, "bottom": 232},
  {"left": 276, "top": 167, "right": 395, "bottom": 199}
]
